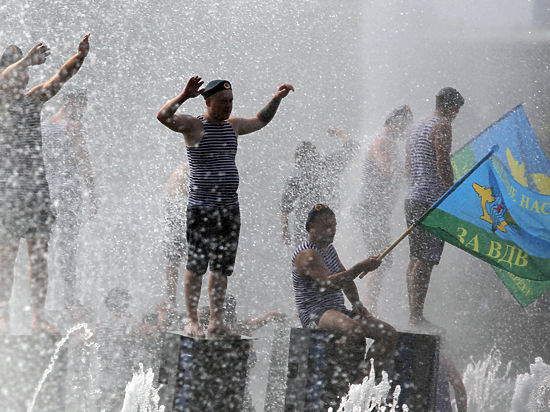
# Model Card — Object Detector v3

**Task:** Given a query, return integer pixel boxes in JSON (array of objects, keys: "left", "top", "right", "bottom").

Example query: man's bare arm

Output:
[
  {"left": 280, "top": 211, "right": 292, "bottom": 246},
  {"left": 157, "top": 76, "right": 204, "bottom": 145},
  {"left": 432, "top": 120, "right": 454, "bottom": 189},
  {"left": 245, "top": 311, "right": 287, "bottom": 333},
  {"left": 28, "top": 35, "right": 90, "bottom": 104},
  {"left": 230, "top": 83, "right": 294, "bottom": 136},
  {"left": 295, "top": 249, "right": 381, "bottom": 291},
  {"left": 336, "top": 256, "right": 366, "bottom": 309},
  {"left": 0, "top": 43, "right": 50, "bottom": 93},
  {"left": 441, "top": 354, "right": 467, "bottom": 412}
]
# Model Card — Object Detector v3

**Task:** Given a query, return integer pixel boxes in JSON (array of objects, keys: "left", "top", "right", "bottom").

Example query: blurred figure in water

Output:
[
  {"left": 281, "top": 128, "right": 357, "bottom": 247},
  {"left": 0, "top": 34, "right": 90, "bottom": 332},
  {"left": 198, "top": 294, "right": 287, "bottom": 412},
  {"left": 90, "top": 287, "right": 161, "bottom": 411},
  {"left": 405, "top": 88, "right": 463, "bottom": 330},
  {"left": 157, "top": 76, "right": 294, "bottom": 337},
  {"left": 161, "top": 162, "right": 189, "bottom": 325},
  {"left": 353, "top": 105, "right": 413, "bottom": 314},
  {"left": 42, "top": 87, "right": 96, "bottom": 320},
  {"left": 438, "top": 353, "right": 468, "bottom": 412}
]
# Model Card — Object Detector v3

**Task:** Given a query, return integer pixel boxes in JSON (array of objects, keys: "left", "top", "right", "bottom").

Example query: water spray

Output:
[{"left": 27, "top": 323, "right": 94, "bottom": 412}]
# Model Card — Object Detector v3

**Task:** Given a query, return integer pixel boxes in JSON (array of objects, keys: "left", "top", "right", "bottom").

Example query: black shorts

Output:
[
  {"left": 405, "top": 199, "right": 444, "bottom": 264},
  {"left": 0, "top": 195, "right": 55, "bottom": 244},
  {"left": 186, "top": 207, "right": 241, "bottom": 277},
  {"left": 305, "top": 308, "right": 357, "bottom": 329}
]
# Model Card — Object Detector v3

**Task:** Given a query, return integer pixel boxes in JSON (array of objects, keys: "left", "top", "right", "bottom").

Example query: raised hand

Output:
[
  {"left": 327, "top": 127, "right": 351, "bottom": 142},
  {"left": 25, "top": 42, "right": 50, "bottom": 66},
  {"left": 274, "top": 83, "right": 295, "bottom": 99},
  {"left": 78, "top": 34, "right": 90, "bottom": 57},
  {"left": 183, "top": 75, "right": 205, "bottom": 99}
]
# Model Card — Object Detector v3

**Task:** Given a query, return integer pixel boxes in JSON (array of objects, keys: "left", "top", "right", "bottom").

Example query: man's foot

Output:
[
  {"left": 206, "top": 323, "right": 239, "bottom": 339},
  {"left": 184, "top": 320, "right": 205, "bottom": 338},
  {"left": 31, "top": 317, "right": 60, "bottom": 334},
  {"left": 409, "top": 317, "right": 445, "bottom": 335}
]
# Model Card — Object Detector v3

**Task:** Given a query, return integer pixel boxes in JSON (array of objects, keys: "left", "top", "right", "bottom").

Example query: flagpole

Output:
[{"left": 359, "top": 144, "right": 499, "bottom": 279}]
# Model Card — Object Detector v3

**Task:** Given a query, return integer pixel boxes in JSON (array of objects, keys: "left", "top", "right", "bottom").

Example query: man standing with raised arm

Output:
[
  {"left": 157, "top": 76, "right": 294, "bottom": 337},
  {"left": 0, "top": 35, "right": 90, "bottom": 332},
  {"left": 404, "top": 87, "right": 464, "bottom": 331}
]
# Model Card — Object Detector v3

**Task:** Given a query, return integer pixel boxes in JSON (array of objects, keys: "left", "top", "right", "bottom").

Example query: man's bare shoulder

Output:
[
  {"left": 178, "top": 113, "right": 203, "bottom": 127},
  {"left": 174, "top": 115, "right": 204, "bottom": 144},
  {"left": 295, "top": 248, "right": 322, "bottom": 272}
]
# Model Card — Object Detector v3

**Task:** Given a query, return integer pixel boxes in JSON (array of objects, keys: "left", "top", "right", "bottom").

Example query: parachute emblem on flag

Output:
[{"left": 473, "top": 182, "right": 518, "bottom": 234}]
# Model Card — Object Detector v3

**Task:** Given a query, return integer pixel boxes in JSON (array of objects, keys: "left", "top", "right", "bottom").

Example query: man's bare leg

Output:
[
  {"left": 165, "top": 259, "right": 181, "bottom": 322},
  {"left": 363, "top": 269, "right": 385, "bottom": 315},
  {"left": 319, "top": 310, "right": 396, "bottom": 380},
  {"left": 27, "top": 234, "right": 57, "bottom": 332},
  {"left": 360, "top": 314, "right": 397, "bottom": 373},
  {"left": 207, "top": 271, "right": 233, "bottom": 336},
  {"left": 0, "top": 241, "right": 18, "bottom": 333},
  {"left": 407, "top": 258, "right": 439, "bottom": 329},
  {"left": 183, "top": 268, "right": 204, "bottom": 337}
]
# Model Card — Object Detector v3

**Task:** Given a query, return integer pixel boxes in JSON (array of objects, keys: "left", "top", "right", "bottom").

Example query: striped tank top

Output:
[
  {"left": 186, "top": 116, "right": 239, "bottom": 208},
  {"left": 406, "top": 116, "right": 446, "bottom": 204},
  {"left": 292, "top": 241, "right": 347, "bottom": 327}
]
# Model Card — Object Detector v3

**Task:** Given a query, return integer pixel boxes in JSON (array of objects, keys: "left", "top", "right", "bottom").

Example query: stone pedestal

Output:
[
  {"left": 283, "top": 328, "right": 365, "bottom": 411},
  {"left": 283, "top": 329, "right": 441, "bottom": 412},
  {"left": 158, "top": 331, "right": 251, "bottom": 412},
  {"left": 385, "top": 331, "right": 441, "bottom": 412}
]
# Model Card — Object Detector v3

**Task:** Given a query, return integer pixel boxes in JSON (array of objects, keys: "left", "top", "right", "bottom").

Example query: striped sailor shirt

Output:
[
  {"left": 186, "top": 116, "right": 239, "bottom": 208},
  {"left": 292, "top": 241, "right": 348, "bottom": 327},
  {"left": 406, "top": 116, "right": 446, "bottom": 204}
]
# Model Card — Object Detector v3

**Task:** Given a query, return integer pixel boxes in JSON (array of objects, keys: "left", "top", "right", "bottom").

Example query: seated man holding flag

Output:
[{"left": 291, "top": 203, "right": 397, "bottom": 377}]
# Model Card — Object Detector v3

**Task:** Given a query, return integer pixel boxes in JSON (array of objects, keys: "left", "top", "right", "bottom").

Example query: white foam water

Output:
[
  {"left": 511, "top": 357, "right": 550, "bottom": 412},
  {"left": 119, "top": 363, "right": 165, "bottom": 412},
  {"left": 461, "top": 348, "right": 515, "bottom": 412},
  {"left": 330, "top": 359, "right": 408, "bottom": 412}
]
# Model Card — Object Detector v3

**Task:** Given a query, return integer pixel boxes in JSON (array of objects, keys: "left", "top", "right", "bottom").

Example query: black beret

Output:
[
  {"left": 305, "top": 203, "right": 334, "bottom": 231},
  {"left": 202, "top": 79, "right": 232, "bottom": 99}
]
